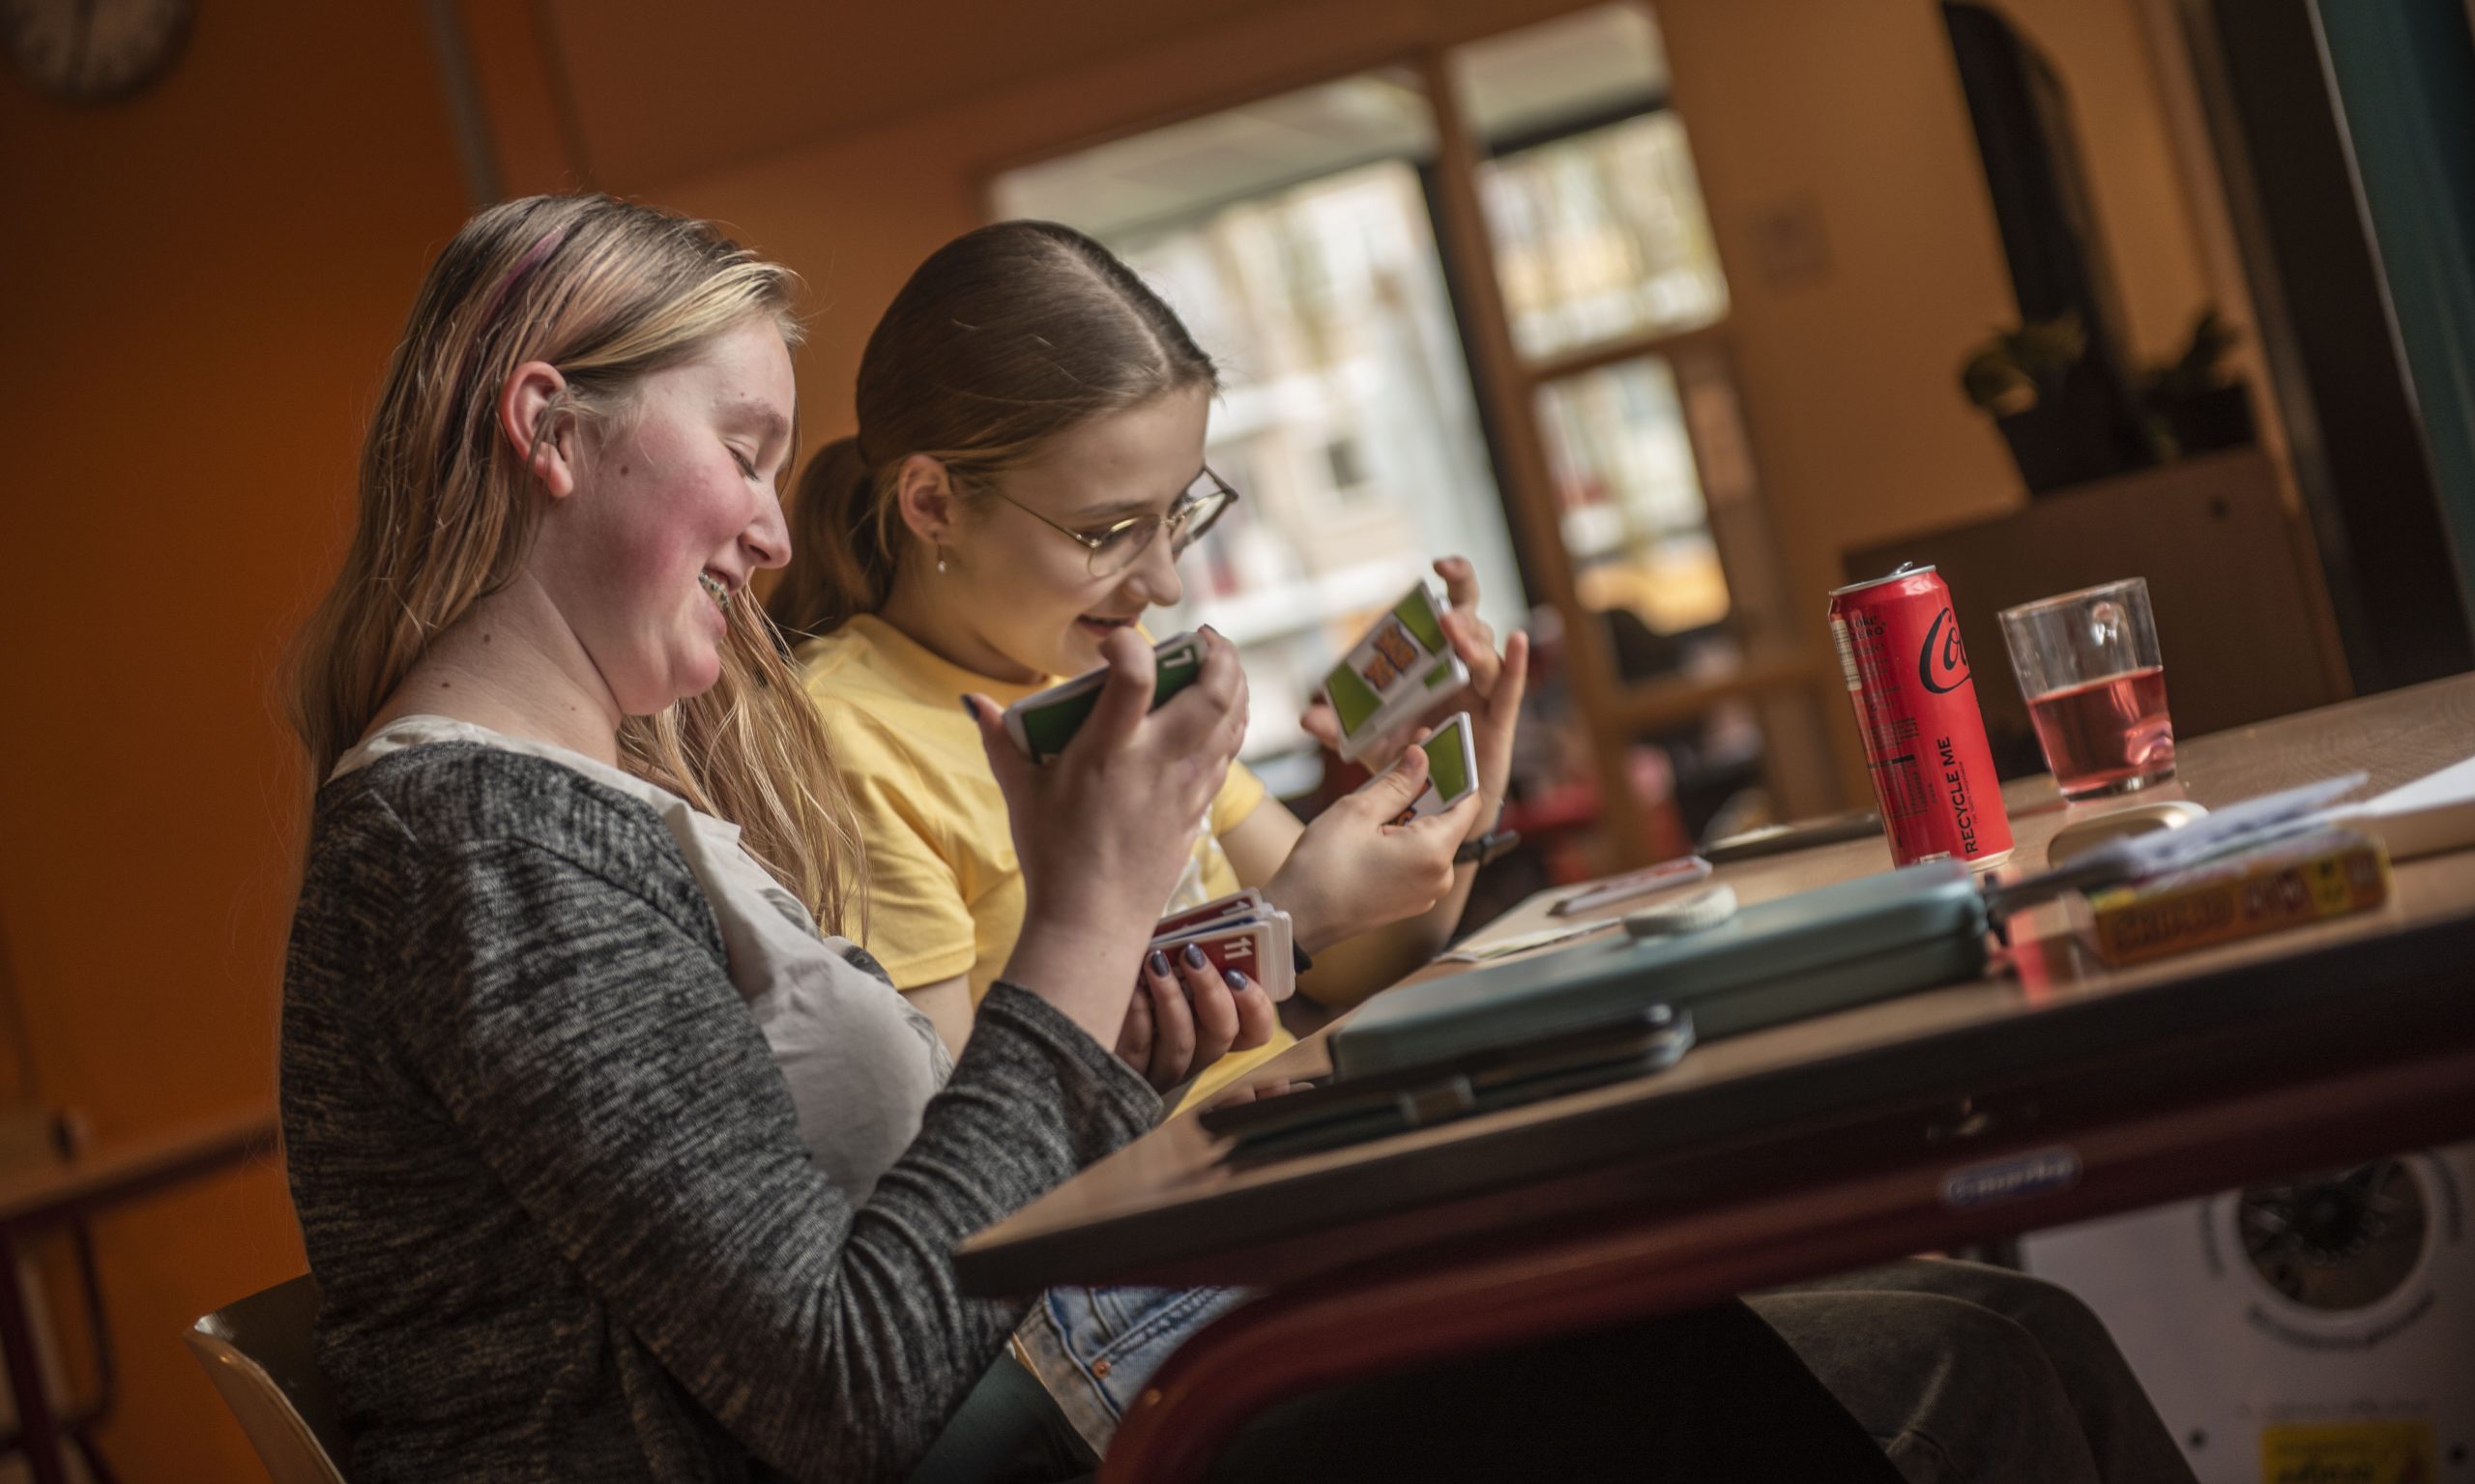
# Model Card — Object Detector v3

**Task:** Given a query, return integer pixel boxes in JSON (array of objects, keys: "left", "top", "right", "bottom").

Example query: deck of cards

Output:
[
  {"left": 1004, "top": 631, "right": 1206, "bottom": 763},
  {"left": 1148, "top": 889, "right": 1296, "bottom": 1002},
  {"left": 1322, "top": 581, "right": 1470, "bottom": 764}
]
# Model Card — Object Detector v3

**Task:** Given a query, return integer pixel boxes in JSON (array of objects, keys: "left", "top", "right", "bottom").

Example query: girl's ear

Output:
[
  {"left": 497, "top": 360, "right": 580, "bottom": 501},
  {"left": 892, "top": 453, "right": 959, "bottom": 542}
]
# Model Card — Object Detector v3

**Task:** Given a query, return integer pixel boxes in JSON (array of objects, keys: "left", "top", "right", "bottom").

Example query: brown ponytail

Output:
[
  {"left": 769, "top": 220, "right": 1217, "bottom": 638},
  {"left": 772, "top": 435, "right": 888, "bottom": 640}
]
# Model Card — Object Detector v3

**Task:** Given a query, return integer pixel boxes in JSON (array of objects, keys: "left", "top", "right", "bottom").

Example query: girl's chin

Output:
[
  {"left": 1070, "top": 617, "right": 1143, "bottom": 651},
  {"left": 668, "top": 652, "right": 727, "bottom": 707},
  {"left": 1061, "top": 630, "right": 1119, "bottom": 671}
]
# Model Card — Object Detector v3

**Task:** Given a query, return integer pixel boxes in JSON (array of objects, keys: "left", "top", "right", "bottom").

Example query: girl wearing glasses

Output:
[{"left": 771, "top": 219, "right": 1526, "bottom": 1100}]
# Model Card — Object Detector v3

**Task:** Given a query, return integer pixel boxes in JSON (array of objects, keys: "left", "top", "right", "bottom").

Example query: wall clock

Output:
[{"left": 3, "top": 0, "right": 191, "bottom": 103}]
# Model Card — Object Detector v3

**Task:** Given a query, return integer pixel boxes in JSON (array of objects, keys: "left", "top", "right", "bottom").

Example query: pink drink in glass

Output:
[
  {"left": 2024, "top": 664, "right": 2175, "bottom": 798},
  {"left": 1999, "top": 578, "right": 2177, "bottom": 800}
]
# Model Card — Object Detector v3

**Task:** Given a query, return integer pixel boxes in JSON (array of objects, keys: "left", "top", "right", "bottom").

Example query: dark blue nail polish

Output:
[
  {"left": 1149, "top": 950, "right": 1169, "bottom": 976},
  {"left": 1183, "top": 943, "right": 1207, "bottom": 970},
  {"left": 958, "top": 695, "right": 979, "bottom": 720},
  {"left": 1227, "top": 968, "right": 1247, "bottom": 990}
]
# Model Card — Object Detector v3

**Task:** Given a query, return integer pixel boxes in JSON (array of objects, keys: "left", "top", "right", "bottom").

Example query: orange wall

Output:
[{"left": 0, "top": 4, "right": 467, "bottom": 1475}]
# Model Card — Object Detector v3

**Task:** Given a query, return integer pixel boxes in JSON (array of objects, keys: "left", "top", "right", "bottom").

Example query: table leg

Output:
[{"left": 0, "top": 1237, "right": 70, "bottom": 1484}]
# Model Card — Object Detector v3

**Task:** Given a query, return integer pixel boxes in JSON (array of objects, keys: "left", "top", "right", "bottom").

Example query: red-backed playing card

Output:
[
  {"left": 1154, "top": 888, "right": 1264, "bottom": 940},
  {"left": 1147, "top": 914, "right": 1295, "bottom": 1002}
]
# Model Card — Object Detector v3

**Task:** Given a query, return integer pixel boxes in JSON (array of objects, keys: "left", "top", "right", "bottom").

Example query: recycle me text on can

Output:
[{"left": 1827, "top": 564, "right": 2014, "bottom": 870}]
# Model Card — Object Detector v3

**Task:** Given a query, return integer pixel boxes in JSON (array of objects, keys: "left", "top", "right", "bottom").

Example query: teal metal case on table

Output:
[{"left": 1332, "top": 861, "right": 1991, "bottom": 1079}]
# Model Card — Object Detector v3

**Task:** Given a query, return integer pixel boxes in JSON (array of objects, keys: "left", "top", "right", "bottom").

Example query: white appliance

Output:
[{"left": 2022, "top": 1145, "right": 2475, "bottom": 1484}]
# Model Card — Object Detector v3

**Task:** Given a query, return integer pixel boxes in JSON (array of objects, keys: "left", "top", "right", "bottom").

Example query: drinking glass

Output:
[{"left": 1998, "top": 578, "right": 2176, "bottom": 800}]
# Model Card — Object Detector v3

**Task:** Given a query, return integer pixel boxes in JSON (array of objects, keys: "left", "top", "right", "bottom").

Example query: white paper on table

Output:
[
  {"left": 1440, "top": 917, "right": 1624, "bottom": 963},
  {"left": 2331, "top": 754, "right": 2475, "bottom": 861}
]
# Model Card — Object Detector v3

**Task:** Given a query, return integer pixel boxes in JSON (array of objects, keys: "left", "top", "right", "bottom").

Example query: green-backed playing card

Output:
[
  {"left": 1369, "top": 711, "right": 1477, "bottom": 826},
  {"left": 1322, "top": 579, "right": 1469, "bottom": 764},
  {"left": 1419, "top": 713, "right": 1474, "bottom": 805},
  {"left": 1003, "top": 632, "right": 1206, "bottom": 763}
]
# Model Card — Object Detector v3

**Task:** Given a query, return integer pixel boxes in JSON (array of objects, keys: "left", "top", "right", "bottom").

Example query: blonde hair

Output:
[
  {"left": 292, "top": 193, "right": 864, "bottom": 931},
  {"left": 768, "top": 219, "right": 1217, "bottom": 639}
]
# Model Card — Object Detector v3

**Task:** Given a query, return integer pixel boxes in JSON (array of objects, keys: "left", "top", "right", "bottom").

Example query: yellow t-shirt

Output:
[{"left": 796, "top": 614, "right": 1296, "bottom": 1098}]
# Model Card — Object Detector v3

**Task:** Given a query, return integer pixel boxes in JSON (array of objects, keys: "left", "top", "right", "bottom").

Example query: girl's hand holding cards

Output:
[
  {"left": 1264, "top": 740, "right": 1477, "bottom": 956},
  {"left": 1303, "top": 555, "right": 1529, "bottom": 852},
  {"left": 972, "top": 626, "right": 1247, "bottom": 1048},
  {"left": 1118, "top": 938, "right": 1278, "bottom": 1092}
]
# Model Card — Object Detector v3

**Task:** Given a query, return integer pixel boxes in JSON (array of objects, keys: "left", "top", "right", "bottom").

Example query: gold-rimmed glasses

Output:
[{"left": 987, "top": 467, "right": 1239, "bottom": 577}]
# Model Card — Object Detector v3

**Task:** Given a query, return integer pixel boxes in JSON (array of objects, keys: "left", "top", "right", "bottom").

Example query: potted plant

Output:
[
  {"left": 1961, "top": 314, "right": 2086, "bottom": 417},
  {"left": 2138, "top": 307, "right": 2256, "bottom": 457},
  {"left": 1961, "top": 314, "right": 2142, "bottom": 493}
]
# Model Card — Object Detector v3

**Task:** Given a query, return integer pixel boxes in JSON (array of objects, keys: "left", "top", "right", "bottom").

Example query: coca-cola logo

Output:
[{"left": 1918, "top": 608, "right": 1970, "bottom": 693}]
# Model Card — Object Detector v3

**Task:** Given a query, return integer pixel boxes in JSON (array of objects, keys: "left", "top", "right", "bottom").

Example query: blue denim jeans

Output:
[{"left": 1012, "top": 1284, "right": 1254, "bottom": 1454}]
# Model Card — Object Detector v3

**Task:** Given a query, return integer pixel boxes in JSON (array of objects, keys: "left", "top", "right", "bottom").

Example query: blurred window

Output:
[
  {"left": 1538, "top": 353, "right": 1727, "bottom": 638},
  {"left": 1480, "top": 113, "right": 1729, "bottom": 361}
]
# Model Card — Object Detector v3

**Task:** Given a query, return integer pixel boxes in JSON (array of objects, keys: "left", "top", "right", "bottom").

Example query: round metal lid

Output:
[{"left": 1827, "top": 562, "right": 1937, "bottom": 597}]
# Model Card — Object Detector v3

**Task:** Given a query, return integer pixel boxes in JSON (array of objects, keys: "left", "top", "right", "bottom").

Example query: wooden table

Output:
[
  {"left": 956, "top": 677, "right": 2475, "bottom": 1484},
  {"left": 0, "top": 1106, "right": 277, "bottom": 1484}
]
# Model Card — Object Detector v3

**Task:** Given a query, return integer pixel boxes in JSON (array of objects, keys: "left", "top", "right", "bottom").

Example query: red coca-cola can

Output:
[{"left": 1827, "top": 564, "right": 2013, "bottom": 870}]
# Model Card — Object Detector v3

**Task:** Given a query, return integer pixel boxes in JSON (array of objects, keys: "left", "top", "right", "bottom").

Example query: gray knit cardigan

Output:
[{"left": 279, "top": 743, "right": 1159, "bottom": 1482}]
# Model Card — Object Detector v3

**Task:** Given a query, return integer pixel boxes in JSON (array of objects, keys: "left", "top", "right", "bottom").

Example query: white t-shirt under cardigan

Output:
[{"left": 335, "top": 715, "right": 952, "bottom": 1202}]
